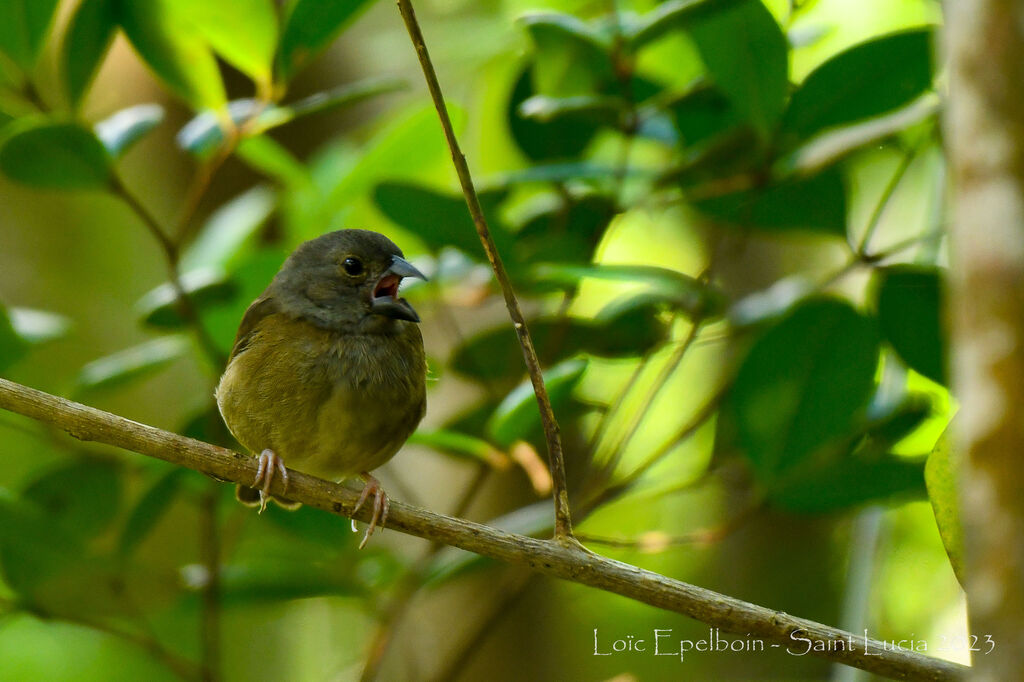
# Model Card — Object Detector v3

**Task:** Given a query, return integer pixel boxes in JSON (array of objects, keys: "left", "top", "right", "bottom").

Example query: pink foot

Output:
[
  {"left": 352, "top": 473, "right": 390, "bottom": 549},
  {"left": 253, "top": 449, "right": 289, "bottom": 513}
]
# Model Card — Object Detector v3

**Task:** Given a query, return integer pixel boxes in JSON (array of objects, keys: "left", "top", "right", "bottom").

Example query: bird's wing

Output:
[{"left": 228, "top": 296, "right": 281, "bottom": 362}]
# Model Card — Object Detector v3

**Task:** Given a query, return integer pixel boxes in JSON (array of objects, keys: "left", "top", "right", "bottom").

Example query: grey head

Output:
[{"left": 268, "top": 229, "right": 427, "bottom": 333}]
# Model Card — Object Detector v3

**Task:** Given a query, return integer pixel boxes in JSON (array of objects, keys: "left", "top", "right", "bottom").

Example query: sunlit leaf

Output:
[
  {"left": 177, "top": 0, "right": 278, "bottom": 86},
  {"left": 408, "top": 429, "right": 506, "bottom": 466},
  {"left": 726, "top": 298, "right": 879, "bottom": 483},
  {"left": 518, "top": 94, "right": 623, "bottom": 128},
  {"left": 7, "top": 308, "right": 71, "bottom": 345},
  {"left": 276, "top": 0, "right": 377, "bottom": 81},
  {"left": 75, "top": 335, "right": 190, "bottom": 393},
  {"left": 873, "top": 265, "right": 946, "bottom": 385},
  {"left": 693, "top": 166, "right": 847, "bottom": 235},
  {"left": 520, "top": 12, "right": 612, "bottom": 97},
  {"left": 925, "top": 427, "right": 964, "bottom": 586},
  {"left": 237, "top": 135, "right": 312, "bottom": 188},
  {"left": 0, "top": 0, "right": 60, "bottom": 70},
  {"left": 628, "top": 0, "right": 741, "bottom": 48},
  {"left": 23, "top": 459, "right": 123, "bottom": 539},
  {"left": 118, "top": 0, "right": 227, "bottom": 110},
  {"left": 94, "top": 103, "right": 165, "bottom": 157},
  {"left": 689, "top": 0, "right": 788, "bottom": 138},
  {"left": 0, "top": 119, "right": 111, "bottom": 190},
  {"left": 136, "top": 268, "right": 237, "bottom": 328},
  {"left": 61, "top": 0, "right": 118, "bottom": 107},
  {"left": 488, "top": 359, "right": 586, "bottom": 446},
  {"left": 781, "top": 28, "right": 934, "bottom": 144}
]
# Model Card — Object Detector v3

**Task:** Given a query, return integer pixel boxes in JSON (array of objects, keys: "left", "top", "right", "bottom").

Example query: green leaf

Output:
[
  {"left": 628, "top": 0, "right": 743, "bottom": 48},
  {"left": 22, "top": 460, "right": 123, "bottom": 539},
  {"left": 185, "top": 558, "right": 367, "bottom": 603},
  {"left": 117, "top": 0, "right": 226, "bottom": 110},
  {"left": 177, "top": 0, "right": 278, "bottom": 87},
  {"left": 781, "top": 28, "right": 934, "bottom": 144},
  {"left": 873, "top": 265, "right": 946, "bottom": 385},
  {"left": 769, "top": 453, "right": 926, "bottom": 513},
  {"left": 176, "top": 99, "right": 267, "bottom": 156},
  {"left": 0, "top": 488, "right": 85, "bottom": 600},
  {"left": 667, "top": 83, "right": 737, "bottom": 148},
  {"left": 693, "top": 166, "right": 847, "bottom": 235},
  {"left": 508, "top": 67, "right": 599, "bottom": 162},
  {"left": 689, "top": 0, "right": 788, "bottom": 138},
  {"left": 61, "top": 0, "right": 118, "bottom": 108},
  {"left": 7, "top": 308, "right": 71, "bottom": 345},
  {"left": 452, "top": 308, "right": 667, "bottom": 383},
  {"left": 237, "top": 135, "right": 311, "bottom": 187},
  {"left": 136, "top": 268, "right": 237, "bottom": 328},
  {"left": 0, "top": 119, "right": 111, "bottom": 190},
  {"left": 532, "top": 263, "right": 726, "bottom": 318},
  {"left": 0, "top": 305, "right": 29, "bottom": 372},
  {"left": 94, "top": 103, "right": 165, "bottom": 157},
  {"left": 0, "top": 0, "right": 60, "bottom": 70},
  {"left": 518, "top": 94, "right": 623, "bottom": 128},
  {"left": 513, "top": 194, "right": 616, "bottom": 265},
  {"left": 118, "top": 467, "right": 184, "bottom": 556},
  {"left": 489, "top": 360, "right": 586, "bottom": 447},
  {"left": 408, "top": 429, "right": 505, "bottom": 466},
  {"left": 181, "top": 186, "right": 277, "bottom": 272},
  {"left": 925, "top": 427, "right": 964, "bottom": 586},
  {"left": 372, "top": 181, "right": 509, "bottom": 256},
  {"left": 777, "top": 95, "right": 939, "bottom": 177},
  {"left": 276, "top": 0, "right": 376, "bottom": 82},
  {"left": 75, "top": 335, "right": 190, "bottom": 394},
  {"left": 520, "top": 12, "right": 613, "bottom": 97},
  {"left": 726, "top": 297, "right": 879, "bottom": 483}
]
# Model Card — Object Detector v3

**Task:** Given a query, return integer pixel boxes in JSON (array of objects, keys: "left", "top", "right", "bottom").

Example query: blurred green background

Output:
[{"left": 0, "top": 0, "right": 964, "bottom": 679}]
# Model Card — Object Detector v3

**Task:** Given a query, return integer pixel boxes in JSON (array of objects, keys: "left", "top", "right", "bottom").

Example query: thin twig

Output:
[
  {"left": 0, "top": 377, "right": 968, "bottom": 681},
  {"left": 198, "top": 482, "right": 221, "bottom": 682},
  {"left": 395, "top": 0, "right": 573, "bottom": 539}
]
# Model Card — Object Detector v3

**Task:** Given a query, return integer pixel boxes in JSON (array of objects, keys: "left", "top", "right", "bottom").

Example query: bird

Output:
[{"left": 215, "top": 229, "right": 427, "bottom": 547}]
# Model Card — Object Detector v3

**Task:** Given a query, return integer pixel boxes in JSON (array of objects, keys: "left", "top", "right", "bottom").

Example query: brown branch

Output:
[
  {"left": 394, "top": 0, "right": 573, "bottom": 539},
  {"left": 0, "top": 378, "right": 967, "bottom": 681}
]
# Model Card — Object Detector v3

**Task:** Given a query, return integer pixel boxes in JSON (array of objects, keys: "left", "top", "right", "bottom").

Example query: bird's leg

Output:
[
  {"left": 351, "top": 473, "right": 390, "bottom": 549},
  {"left": 253, "top": 448, "right": 289, "bottom": 513}
]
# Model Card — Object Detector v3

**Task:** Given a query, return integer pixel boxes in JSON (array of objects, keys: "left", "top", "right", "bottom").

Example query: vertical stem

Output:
[
  {"left": 199, "top": 483, "right": 221, "bottom": 682},
  {"left": 944, "top": 2, "right": 1024, "bottom": 678},
  {"left": 395, "top": 0, "right": 573, "bottom": 538}
]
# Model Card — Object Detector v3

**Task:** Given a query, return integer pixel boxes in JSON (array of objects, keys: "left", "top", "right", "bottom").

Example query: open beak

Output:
[{"left": 370, "top": 255, "right": 427, "bottom": 323}]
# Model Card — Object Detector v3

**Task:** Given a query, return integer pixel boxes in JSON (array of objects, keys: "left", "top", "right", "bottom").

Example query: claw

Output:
[
  {"left": 253, "top": 449, "right": 288, "bottom": 514},
  {"left": 351, "top": 473, "right": 389, "bottom": 549}
]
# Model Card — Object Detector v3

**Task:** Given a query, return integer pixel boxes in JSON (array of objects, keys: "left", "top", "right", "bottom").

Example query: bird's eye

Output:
[{"left": 343, "top": 257, "right": 364, "bottom": 276}]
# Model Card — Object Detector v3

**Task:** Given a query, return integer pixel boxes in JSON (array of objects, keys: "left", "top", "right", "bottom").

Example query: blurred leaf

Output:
[
  {"left": 373, "top": 181, "right": 509, "bottom": 256},
  {"left": 186, "top": 559, "right": 366, "bottom": 603},
  {"left": 408, "top": 429, "right": 506, "bottom": 466},
  {"left": 862, "top": 392, "right": 933, "bottom": 452},
  {"left": 628, "top": 0, "right": 741, "bottom": 47},
  {"left": 726, "top": 298, "right": 879, "bottom": 484},
  {"left": 118, "top": 468, "right": 184, "bottom": 556},
  {"left": 282, "top": 77, "right": 405, "bottom": 120},
  {"left": 781, "top": 28, "right": 934, "bottom": 144},
  {"left": 452, "top": 308, "right": 667, "bottom": 383},
  {"left": 176, "top": 99, "right": 268, "bottom": 156},
  {"left": 76, "top": 335, "right": 190, "bottom": 394},
  {"left": 693, "top": 167, "right": 847, "bottom": 235},
  {"left": 61, "top": 0, "right": 118, "bottom": 107},
  {"left": 769, "top": 452, "right": 926, "bottom": 513},
  {"left": 518, "top": 94, "right": 623, "bottom": 128},
  {"left": 177, "top": 0, "right": 278, "bottom": 86},
  {"left": 0, "top": 119, "right": 111, "bottom": 190},
  {"left": 514, "top": 194, "right": 616, "bottom": 264},
  {"left": 508, "top": 67, "right": 599, "bottom": 162},
  {"left": 261, "top": 502, "right": 358, "bottom": 549},
  {"left": 487, "top": 358, "right": 586, "bottom": 447},
  {"left": 925, "top": 427, "right": 964, "bottom": 586},
  {"left": 94, "top": 103, "right": 165, "bottom": 157},
  {"left": 874, "top": 265, "right": 946, "bottom": 385},
  {"left": 667, "top": 83, "right": 737, "bottom": 148},
  {"left": 118, "top": 0, "right": 227, "bottom": 110},
  {"left": 531, "top": 263, "right": 726, "bottom": 318},
  {"left": 22, "top": 459, "right": 122, "bottom": 539},
  {"left": 520, "top": 13, "right": 612, "bottom": 97},
  {"left": 0, "top": 488, "right": 85, "bottom": 599},
  {"left": 181, "top": 186, "right": 277, "bottom": 272},
  {"left": 689, "top": 0, "right": 788, "bottom": 137},
  {"left": 237, "top": 135, "right": 311, "bottom": 188},
  {"left": 200, "top": 248, "right": 287, "bottom": 353},
  {"left": 0, "top": 305, "right": 29, "bottom": 372},
  {"left": 7, "top": 308, "right": 71, "bottom": 345},
  {"left": 276, "top": 0, "right": 376, "bottom": 81},
  {"left": 500, "top": 162, "right": 642, "bottom": 185},
  {"left": 777, "top": 95, "right": 939, "bottom": 177},
  {"left": 0, "top": 0, "right": 60, "bottom": 70},
  {"left": 136, "top": 268, "right": 237, "bottom": 328}
]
